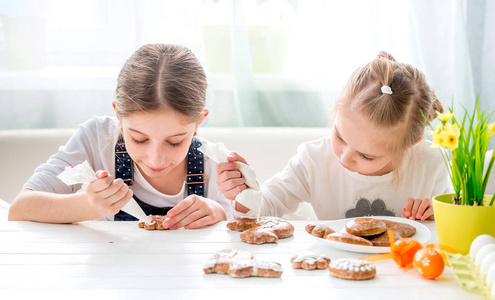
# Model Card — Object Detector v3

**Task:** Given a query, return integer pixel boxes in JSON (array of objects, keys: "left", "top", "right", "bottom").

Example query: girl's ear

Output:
[
  {"left": 112, "top": 102, "right": 119, "bottom": 118},
  {"left": 194, "top": 109, "right": 209, "bottom": 131}
]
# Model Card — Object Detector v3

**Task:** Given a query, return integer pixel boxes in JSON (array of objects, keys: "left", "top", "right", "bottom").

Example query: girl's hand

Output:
[
  {"left": 402, "top": 197, "right": 434, "bottom": 221},
  {"left": 85, "top": 170, "right": 133, "bottom": 217},
  {"left": 162, "top": 195, "right": 227, "bottom": 229},
  {"left": 216, "top": 152, "right": 249, "bottom": 200}
]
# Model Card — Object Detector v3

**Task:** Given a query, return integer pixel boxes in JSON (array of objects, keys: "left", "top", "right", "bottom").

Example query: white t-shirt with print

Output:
[
  {"left": 24, "top": 115, "right": 232, "bottom": 220},
  {"left": 233, "top": 136, "right": 453, "bottom": 220}
]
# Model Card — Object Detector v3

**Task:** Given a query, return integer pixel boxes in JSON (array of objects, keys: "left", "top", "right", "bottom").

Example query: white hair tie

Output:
[{"left": 381, "top": 85, "right": 392, "bottom": 95}]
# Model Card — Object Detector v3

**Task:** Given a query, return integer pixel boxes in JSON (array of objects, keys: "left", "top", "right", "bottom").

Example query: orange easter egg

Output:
[
  {"left": 392, "top": 238, "right": 423, "bottom": 267},
  {"left": 413, "top": 248, "right": 445, "bottom": 279}
]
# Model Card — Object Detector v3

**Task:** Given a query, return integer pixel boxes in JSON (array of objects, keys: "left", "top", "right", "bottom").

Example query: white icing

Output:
[
  {"left": 329, "top": 258, "right": 375, "bottom": 272},
  {"left": 292, "top": 251, "right": 330, "bottom": 263},
  {"left": 145, "top": 220, "right": 156, "bottom": 226},
  {"left": 204, "top": 249, "right": 282, "bottom": 276}
]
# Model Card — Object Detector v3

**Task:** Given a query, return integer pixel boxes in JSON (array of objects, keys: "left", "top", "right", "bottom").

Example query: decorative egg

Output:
[
  {"left": 474, "top": 244, "right": 495, "bottom": 267},
  {"left": 392, "top": 238, "right": 423, "bottom": 267},
  {"left": 470, "top": 234, "right": 495, "bottom": 258},
  {"left": 412, "top": 248, "right": 445, "bottom": 279},
  {"left": 479, "top": 251, "right": 495, "bottom": 274},
  {"left": 486, "top": 263, "right": 495, "bottom": 287}
]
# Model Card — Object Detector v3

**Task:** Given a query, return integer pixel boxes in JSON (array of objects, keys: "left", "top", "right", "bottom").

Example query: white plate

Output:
[{"left": 312, "top": 216, "right": 431, "bottom": 254}]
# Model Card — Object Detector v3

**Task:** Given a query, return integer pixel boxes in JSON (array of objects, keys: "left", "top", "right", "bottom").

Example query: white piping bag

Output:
[{"left": 198, "top": 142, "right": 262, "bottom": 215}]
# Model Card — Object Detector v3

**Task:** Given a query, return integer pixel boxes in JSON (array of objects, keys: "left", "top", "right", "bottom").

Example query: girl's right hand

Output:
[
  {"left": 216, "top": 152, "right": 249, "bottom": 200},
  {"left": 86, "top": 170, "right": 133, "bottom": 217}
]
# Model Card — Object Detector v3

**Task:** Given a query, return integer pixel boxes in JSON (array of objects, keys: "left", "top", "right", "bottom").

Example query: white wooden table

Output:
[{"left": 0, "top": 219, "right": 482, "bottom": 300}]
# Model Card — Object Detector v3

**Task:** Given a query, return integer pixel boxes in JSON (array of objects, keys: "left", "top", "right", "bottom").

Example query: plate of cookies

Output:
[{"left": 305, "top": 216, "right": 431, "bottom": 253}]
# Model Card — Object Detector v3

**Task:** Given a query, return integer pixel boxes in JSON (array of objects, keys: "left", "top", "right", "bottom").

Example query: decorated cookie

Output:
[
  {"left": 328, "top": 258, "right": 376, "bottom": 280},
  {"left": 291, "top": 251, "right": 331, "bottom": 270},
  {"left": 203, "top": 249, "right": 283, "bottom": 278},
  {"left": 345, "top": 217, "right": 387, "bottom": 237},
  {"left": 305, "top": 223, "right": 335, "bottom": 239},
  {"left": 227, "top": 217, "right": 294, "bottom": 244},
  {"left": 138, "top": 215, "right": 169, "bottom": 230},
  {"left": 326, "top": 232, "right": 373, "bottom": 246}
]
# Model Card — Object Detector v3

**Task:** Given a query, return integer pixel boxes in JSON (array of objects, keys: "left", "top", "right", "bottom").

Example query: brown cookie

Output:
[
  {"left": 345, "top": 217, "right": 387, "bottom": 236},
  {"left": 227, "top": 217, "right": 294, "bottom": 244},
  {"left": 203, "top": 249, "right": 283, "bottom": 278},
  {"left": 291, "top": 252, "right": 331, "bottom": 270},
  {"left": 138, "top": 215, "right": 169, "bottom": 230},
  {"left": 305, "top": 223, "right": 335, "bottom": 239},
  {"left": 328, "top": 258, "right": 376, "bottom": 280},
  {"left": 368, "top": 220, "right": 417, "bottom": 246},
  {"left": 325, "top": 232, "right": 373, "bottom": 246}
]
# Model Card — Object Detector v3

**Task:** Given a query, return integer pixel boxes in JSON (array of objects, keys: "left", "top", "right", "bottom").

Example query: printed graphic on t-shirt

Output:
[{"left": 345, "top": 198, "right": 396, "bottom": 218}]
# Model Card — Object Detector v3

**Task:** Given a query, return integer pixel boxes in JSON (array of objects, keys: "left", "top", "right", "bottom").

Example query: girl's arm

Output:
[
  {"left": 217, "top": 146, "right": 314, "bottom": 218},
  {"left": 9, "top": 171, "right": 133, "bottom": 223},
  {"left": 9, "top": 189, "right": 103, "bottom": 223}
]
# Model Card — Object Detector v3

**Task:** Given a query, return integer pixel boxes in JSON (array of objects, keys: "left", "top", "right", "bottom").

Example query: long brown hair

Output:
[
  {"left": 334, "top": 52, "right": 443, "bottom": 180},
  {"left": 114, "top": 44, "right": 207, "bottom": 122}
]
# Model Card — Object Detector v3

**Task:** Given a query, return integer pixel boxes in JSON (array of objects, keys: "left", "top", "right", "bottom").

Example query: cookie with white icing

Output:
[
  {"left": 138, "top": 215, "right": 169, "bottom": 230},
  {"left": 227, "top": 217, "right": 294, "bottom": 244},
  {"left": 328, "top": 258, "right": 376, "bottom": 280},
  {"left": 203, "top": 249, "right": 283, "bottom": 278},
  {"left": 291, "top": 251, "right": 331, "bottom": 270},
  {"left": 305, "top": 224, "right": 335, "bottom": 238}
]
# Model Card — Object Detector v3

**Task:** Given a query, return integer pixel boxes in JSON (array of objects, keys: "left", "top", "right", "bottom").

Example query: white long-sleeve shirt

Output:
[{"left": 234, "top": 136, "right": 452, "bottom": 220}]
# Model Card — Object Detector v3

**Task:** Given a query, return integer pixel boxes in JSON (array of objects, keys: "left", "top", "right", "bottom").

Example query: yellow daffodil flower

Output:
[
  {"left": 430, "top": 130, "right": 447, "bottom": 149},
  {"left": 428, "top": 123, "right": 442, "bottom": 136},
  {"left": 436, "top": 111, "right": 454, "bottom": 122},
  {"left": 442, "top": 123, "right": 460, "bottom": 151}
]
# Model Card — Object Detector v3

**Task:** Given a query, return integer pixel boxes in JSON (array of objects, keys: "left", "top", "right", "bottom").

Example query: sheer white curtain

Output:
[{"left": 0, "top": 0, "right": 493, "bottom": 129}]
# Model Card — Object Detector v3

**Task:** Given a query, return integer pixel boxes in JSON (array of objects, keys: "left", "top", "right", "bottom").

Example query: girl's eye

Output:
[
  {"left": 168, "top": 141, "right": 183, "bottom": 147},
  {"left": 335, "top": 132, "right": 345, "bottom": 143},
  {"left": 131, "top": 137, "right": 148, "bottom": 144},
  {"left": 361, "top": 154, "right": 374, "bottom": 161}
]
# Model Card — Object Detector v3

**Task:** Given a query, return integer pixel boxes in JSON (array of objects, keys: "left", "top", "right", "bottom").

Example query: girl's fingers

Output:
[
  {"left": 216, "top": 162, "right": 241, "bottom": 174},
  {"left": 96, "top": 170, "right": 108, "bottom": 179},
  {"left": 96, "top": 178, "right": 127, "bottom": 202},
  {"left": 224, "top": 183, "right": 247, "bottom": 200},
  {"left": 416, "top": 198, "right": 431, "bottom": 219},
  {"left": 227, "top": 152, "right": 249, "bottom": 165},
  {"left": 88, "top": 175, "right": 114, "bottom": 193},
  {"left": 184, "top": 215, "right": 215, "bottom": 229},
  {"left": 163, "top": 196, "right": 197, "bottom": 228},
  {"left": 410, "top": 200, "right": 422, "bottom": 219},
  {"left": 108, "top": 189, "right": 134, "bottom": 215},
  {"left": 171, "top": 209, "right": 209, "bottom": 230},
  {"left": 421, "top": 206, "right": 435, "bottom": 220},
  {"left": 221, "top": 170, "right": 243, "bottom": 181},
  {"left": 404, "top": 198, "right": 415, "bottom": 217}
]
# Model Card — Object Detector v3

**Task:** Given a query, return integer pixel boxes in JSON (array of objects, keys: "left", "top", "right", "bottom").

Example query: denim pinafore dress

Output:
[{"left": 113, "top": 136, "right": 205, "bottom": 221}]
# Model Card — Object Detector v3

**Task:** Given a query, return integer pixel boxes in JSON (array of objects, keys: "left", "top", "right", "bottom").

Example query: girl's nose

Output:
[
  {"left": 148, "top": 145, "right": 166, "bottom": 167},
  {"left": 340, "top": 147, "right": 354, "bottom": 165}
]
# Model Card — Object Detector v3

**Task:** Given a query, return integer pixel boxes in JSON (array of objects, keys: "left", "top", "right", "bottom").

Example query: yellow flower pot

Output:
[{"left": 433, "top": 194, "right": 495, "bottom": 255}]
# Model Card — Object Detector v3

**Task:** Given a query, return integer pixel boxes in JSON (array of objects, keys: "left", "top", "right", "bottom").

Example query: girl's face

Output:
[
  {"left": 119, "top": 109, "right": 205, "bottom": 180},
  {"left": 331, "top": 110, "right": 397, "bottom": 176}
]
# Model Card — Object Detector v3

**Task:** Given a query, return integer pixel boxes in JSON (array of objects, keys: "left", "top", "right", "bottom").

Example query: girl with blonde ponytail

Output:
[{"left": 217, "top": 51, "right": 452, "bottom": 221}]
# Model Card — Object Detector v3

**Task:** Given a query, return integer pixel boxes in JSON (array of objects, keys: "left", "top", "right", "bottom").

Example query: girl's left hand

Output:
[
  {"left": 162, "top": 195, "right": 227, "bottom": 230},
  {"left": 402, "top": 197, "right": 435, "bottom": 221}
]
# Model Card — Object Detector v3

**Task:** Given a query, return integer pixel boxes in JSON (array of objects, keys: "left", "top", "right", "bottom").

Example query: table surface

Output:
[{"left": 0, "top": 219, "right": 482, "bottom": 300}]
